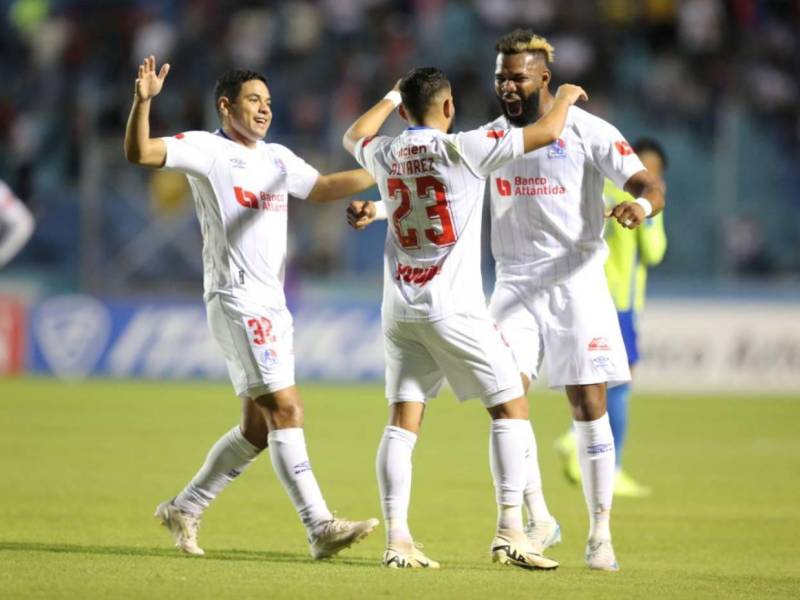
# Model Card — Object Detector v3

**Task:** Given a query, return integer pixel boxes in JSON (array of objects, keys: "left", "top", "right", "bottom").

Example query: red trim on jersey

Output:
[
  {"left": 486, "top": 130, "right": 506, "bottom": 139},
  {"left": 362, "top": 135, "right": 377, "bottom": 148},
  {"left": 614, "top": 140, "right": 634, "bottom": 155}
]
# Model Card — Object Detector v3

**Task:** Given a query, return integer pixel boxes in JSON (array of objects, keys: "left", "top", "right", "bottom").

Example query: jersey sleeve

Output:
[
  {"left": 584, "top": 119, "right": 645, "bottom": 189},
  {"left": 0, "top": 182, "right": 34, "bottom": 267},
  {"left": 270, "top": 145, "right": 320, "bottom": 200},
  {"left": 162, "top": 132, "right": 216, "bottom": 178},
  {"left": 353, "top": 135, "right": 390, "bottom": 176},
  {"left": 452, "top": 127, "right": 524, "bottom": 178}
]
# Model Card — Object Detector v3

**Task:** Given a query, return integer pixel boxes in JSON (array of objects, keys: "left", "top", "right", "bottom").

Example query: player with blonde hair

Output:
[
  {"left": 343, "top": 66, "right": 586, "bottom": 569},
  {"left": 349, "top": 29, "right": 665, "bottom": 571}
]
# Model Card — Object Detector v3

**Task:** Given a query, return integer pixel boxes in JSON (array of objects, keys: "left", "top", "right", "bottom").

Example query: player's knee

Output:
[{"left": 268, "top": 401, "right": 304, "bottom": 429}]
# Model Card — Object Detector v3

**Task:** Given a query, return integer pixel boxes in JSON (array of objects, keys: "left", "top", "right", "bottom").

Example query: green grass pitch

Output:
[{"left": 1, "top": 378, "right": 798, "bottom": 599}]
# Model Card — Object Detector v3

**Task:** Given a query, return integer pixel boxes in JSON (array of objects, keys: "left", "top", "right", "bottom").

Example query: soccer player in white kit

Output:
[
  {"left": 342, "top": 67, "right": 587, "bottom": 569},
  {"left": 0, "top": 180, "right": 34, "bottom": 268},
  {"left": 486, "top": 30, "right": 666, "bottom": 571},
  {"left": 348, "top": 33, "right": 666, "bottom": 571},
  {"left": 124, "top": 56, "right": 378, "bottom": 559}
]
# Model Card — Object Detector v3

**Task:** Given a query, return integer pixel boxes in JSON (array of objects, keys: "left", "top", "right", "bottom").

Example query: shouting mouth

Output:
[{"left": 503, "top": 96, "right": 523, "bottom": 116}]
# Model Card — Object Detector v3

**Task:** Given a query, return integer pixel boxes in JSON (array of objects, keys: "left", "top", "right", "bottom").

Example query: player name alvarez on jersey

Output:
[
  {"left": 162, "top": 129, "right": 319, "bottom": 307},
  {"left": 483, "top": 106, "right": 645, "bottom": 287},
  {"left": 354, "top": 125, "right": 524, "bottom": 323}
]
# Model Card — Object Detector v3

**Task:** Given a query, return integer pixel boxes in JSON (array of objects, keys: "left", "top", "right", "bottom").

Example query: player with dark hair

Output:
[
  {"left": 556, "top": 137, "right": 668, "bottom": 498},
  {"left": 343, "top": 66, "right": 586, "bottom": 569},
  {"left": 124, "top": 56, "right": 378, "bottom": 559},
  {"left": 349, "top": 31, "right": 665, "bottom": 571}
]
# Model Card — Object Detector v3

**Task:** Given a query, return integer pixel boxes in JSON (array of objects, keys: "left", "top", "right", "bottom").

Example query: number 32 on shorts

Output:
[{"left": 245, "top": 316, "right": 275, "bottom": 346}]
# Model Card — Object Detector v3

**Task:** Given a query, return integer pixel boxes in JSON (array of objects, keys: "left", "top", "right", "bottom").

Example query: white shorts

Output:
[
  {"left": 206, "top": 295, "right": 295, "bottom": 398},
  {"left": 489, "top": 264, "right": 631, "bottom": 389},
  {"left": 383, "top": 311, "right": 524, "bottom": 408}
]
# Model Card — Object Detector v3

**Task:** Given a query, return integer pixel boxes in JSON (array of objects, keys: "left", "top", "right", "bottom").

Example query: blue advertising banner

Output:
[{"left": 27, "top": 295, "right": 384, "bottom": 381}]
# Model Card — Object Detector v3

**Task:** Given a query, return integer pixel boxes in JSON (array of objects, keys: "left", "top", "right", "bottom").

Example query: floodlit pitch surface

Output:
[{"left": 1, "top": 379, "right": 798, "bottom": 599}]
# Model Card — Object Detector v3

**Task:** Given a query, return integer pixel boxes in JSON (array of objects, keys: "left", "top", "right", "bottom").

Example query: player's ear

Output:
[
  {"left": 218, "top": 96, "right": 231, "bottom": 117},
  {"left": 398, "top": 104, "right": 409, "bottom": 123},
  {"left": 541, "top": 67, "right": 551, "bottom": 87},
  {"left": 443, "top": 97, "right": 454, "bottom": 119}
]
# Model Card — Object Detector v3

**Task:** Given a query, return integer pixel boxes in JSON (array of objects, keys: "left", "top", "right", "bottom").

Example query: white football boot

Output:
[
  {"left": 524, "top": 519, "right": 562, "bottom": 555},
  {"left": 154, "top": 500, "right": 204, "bottom": 556},
  {"left": 585, "top": 538, "right": 620, "bottom": 571},
  {"left": 308, "top": 517, "right": 379, "bottom": 559},
  {"left": 382, "top": 540, "right": 440, "bottom": 569},
  {"left": 491, "top": 528, "right": 559, "bottom": 570}
]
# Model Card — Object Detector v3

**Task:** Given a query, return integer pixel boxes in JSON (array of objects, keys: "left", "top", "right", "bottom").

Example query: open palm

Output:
[{"left": 135, "top": 55, "right": 170, "bottom": 101}]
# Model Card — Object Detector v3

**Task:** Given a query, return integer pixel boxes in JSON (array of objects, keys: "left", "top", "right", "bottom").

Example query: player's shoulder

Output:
[
  {"left": 263, "top": 141, "right": 295, "bottom": 156},
  {"left": 169, "top": 130, "right": 215, "bottom": 143},
  {"left": 567, "top": 106, "right": 620, "bottom": 138},
  {"left": 480, "top": 115, "right": 510, "bottom": 131}
]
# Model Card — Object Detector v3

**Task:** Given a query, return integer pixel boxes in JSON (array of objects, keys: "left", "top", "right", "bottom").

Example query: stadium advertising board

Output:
[
  {"left": 24, "top": 295, "right": 800, "bottom": 393},
  {"left": 27, "top": 295, "right": 383, "bottom": 382},
  {"left": 0, "top": 295, "right": 25, "bottom": 375},
  {"left": 634, "top": 300, "right": 800, "bottom": 394}
]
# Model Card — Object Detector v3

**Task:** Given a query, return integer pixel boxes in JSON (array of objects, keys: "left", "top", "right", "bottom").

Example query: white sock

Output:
[
  {"left": 574, "top": 414, "right": 615, "bottom": 541},
  {"left": 523, "top": 421, "right": 554, "bottom": 525},
  {"left": 268, "top": 427, "right": 333, "bottom": 534},
  {"left": 174, "top": 425, "right": 261, "bottom": 515},
  {"left": 376, "top": 425, "right": 417, "bottom": 545},
  {"left": 489, "top": 419, "right": 528, "bottom": 531}
]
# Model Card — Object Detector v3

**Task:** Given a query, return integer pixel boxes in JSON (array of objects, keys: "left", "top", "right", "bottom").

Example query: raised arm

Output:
[
  {"left": 124, "top": 56, "right": 170, "bottom": 167},
  {"left": 306, "top": 169, "right": 376, "bottom": 203},
  {"left": 342, "top": 82, "right": 401, "bottom": 156},
  {"left": 521, "top": 84, "right": 588, "bottom": 153}
]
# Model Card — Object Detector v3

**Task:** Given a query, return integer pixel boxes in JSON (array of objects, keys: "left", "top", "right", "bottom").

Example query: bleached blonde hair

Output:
[{"left": 495, "top": 29, "right": 555, "bottom": 64}]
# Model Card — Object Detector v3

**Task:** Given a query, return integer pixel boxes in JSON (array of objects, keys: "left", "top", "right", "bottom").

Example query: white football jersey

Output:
[
  {"left": 484, "top": 107, "right": 645, "bottom": 287},
  {"left": 355, "top": 125, "right": 523, "bottom": 322},
  {"left": 162, "top": 130, "right": 319, "bottom": 306},
  {"left": 0, "top": 179, "right": 34, "bottom": 268}
]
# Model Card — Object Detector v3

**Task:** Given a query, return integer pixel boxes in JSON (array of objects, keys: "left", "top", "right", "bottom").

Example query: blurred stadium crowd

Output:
[{"left": 0, "top": 0, "right": 798, "bottom": 294}]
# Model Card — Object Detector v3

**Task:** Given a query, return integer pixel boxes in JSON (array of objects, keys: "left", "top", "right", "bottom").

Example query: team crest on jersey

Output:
[
  {"left": 547, "top": 138, "right": 567, "bottom": 159},
  {"left": 229, "top": 157, "right": 247, "bottom": 169},
  {"left": 274, "top": 157, "right": 287, "bottom": 174}
]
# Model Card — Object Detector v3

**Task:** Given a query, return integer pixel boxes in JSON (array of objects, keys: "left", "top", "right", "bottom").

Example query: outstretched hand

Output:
[
  {"left": 555, "top": 84, "right": 589, "bottom": 105},
  {"left": 347, "top": 200, "right": 377, "bottom": 230},
  {"left": 135, "top": 55, "right": 170, "bottom": 102}
]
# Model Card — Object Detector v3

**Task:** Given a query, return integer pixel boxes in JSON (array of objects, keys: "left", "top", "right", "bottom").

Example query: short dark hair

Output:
[
  {"left": 495, "top": 29, "right": 554, "bottom": 64},
  {"left": 399, "top": 67, "right": 451, "bottom": 123},
  {"left": 633, "top": 137, "right": 668, "bottom": 170},
  {"left": 213, "top": 69, "right": 267, "bottom": 107}
]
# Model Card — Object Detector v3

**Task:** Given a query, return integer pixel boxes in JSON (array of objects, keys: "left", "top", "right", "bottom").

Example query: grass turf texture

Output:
[{"left": 0, "top": 378, "right": 798, "bottom": 599}]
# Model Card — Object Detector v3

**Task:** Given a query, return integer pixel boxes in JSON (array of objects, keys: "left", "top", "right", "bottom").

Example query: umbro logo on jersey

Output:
[
  {"left": 547, "top": 138, "right": 567, "bottom": 159},
  {"left": 274, "top": 157, "right": 287, "bottom": 174},
  {"left": 229, "top": 158, "right": 247, "bottom": 169}
]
